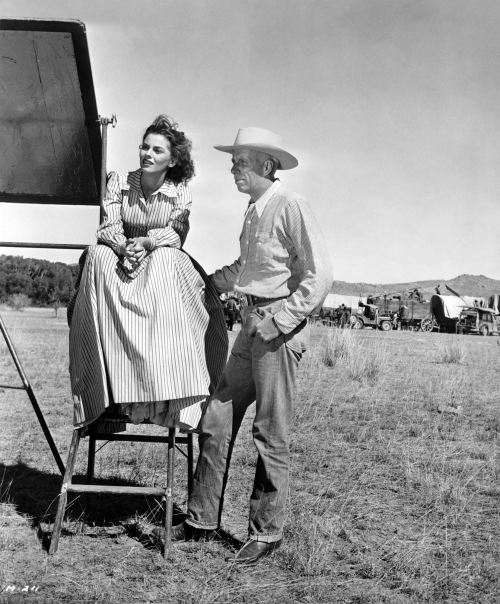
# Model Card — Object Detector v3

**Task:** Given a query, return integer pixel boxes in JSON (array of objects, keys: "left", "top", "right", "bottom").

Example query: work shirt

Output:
[{"left": 211, "top": 181, "right": 333, "bottom": 334}]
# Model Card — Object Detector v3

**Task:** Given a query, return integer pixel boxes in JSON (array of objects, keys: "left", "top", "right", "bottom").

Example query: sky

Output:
[{"left": 1, "top": 0, "right": 499, "bottom": 284}]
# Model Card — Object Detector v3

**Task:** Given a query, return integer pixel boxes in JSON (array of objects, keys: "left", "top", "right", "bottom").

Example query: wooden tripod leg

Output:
[
  {"left": 49, "top": 429, "right": 81, "bottom": 555},
  {"left": 164, "top": 427, "right": 176, "bottom": 557}
]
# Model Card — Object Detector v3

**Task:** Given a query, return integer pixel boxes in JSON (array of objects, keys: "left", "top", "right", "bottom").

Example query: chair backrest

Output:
[{"left": 0, "top": 18, "right": 104, "bottom": 250}]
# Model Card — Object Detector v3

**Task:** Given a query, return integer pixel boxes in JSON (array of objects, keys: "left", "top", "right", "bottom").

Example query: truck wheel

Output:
[
  {"left": 379, "top": 321, "right": 392, "bottom": 331},
  {"left": 479, "top": 325, "right": 489, "bottom": 336}
]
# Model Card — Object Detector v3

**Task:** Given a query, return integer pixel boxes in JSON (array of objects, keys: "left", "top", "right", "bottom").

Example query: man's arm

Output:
[
  {"left": 210, "top": 258, "right": 243, "bottom": 294},
  {"left": 272, "top": 199, "right": 333, "bottom": 334}
]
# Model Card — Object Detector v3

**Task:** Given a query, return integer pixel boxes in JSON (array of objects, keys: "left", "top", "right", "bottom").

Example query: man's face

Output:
[{"left": 231, "top": 149, "right": 266, "bottom": 196}]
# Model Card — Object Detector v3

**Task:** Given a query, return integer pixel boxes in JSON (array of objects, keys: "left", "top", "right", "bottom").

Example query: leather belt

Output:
[{"left": 245, "top": 294, "right": 287, "bottom": 306}]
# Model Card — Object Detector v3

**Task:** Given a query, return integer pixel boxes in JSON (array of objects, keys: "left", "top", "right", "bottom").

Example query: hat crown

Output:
[
  {"left": 233, "top": 127, "right": 282, "bottom": 149},
  {"left": 214, "top": 127, "right": 298, "bottom": 170}
]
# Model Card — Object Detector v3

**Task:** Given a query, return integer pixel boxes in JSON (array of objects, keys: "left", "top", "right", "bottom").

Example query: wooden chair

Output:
[
  {"left": 49, "top": 413, "right": 194, "bottom": 557},
  {"left": 0, "top": 18, "right": 193, "bottom": 557}
]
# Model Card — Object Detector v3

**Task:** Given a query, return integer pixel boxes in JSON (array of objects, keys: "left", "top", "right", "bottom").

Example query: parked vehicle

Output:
[
  {"left": 431, "top": 290, "right": 490, "bottom": 333},
  {"left": 458, "top": 307, "right": 500, "bottom": 336},
  {"left": 349, "top": 303, "right": 395, "bottom": 331}
]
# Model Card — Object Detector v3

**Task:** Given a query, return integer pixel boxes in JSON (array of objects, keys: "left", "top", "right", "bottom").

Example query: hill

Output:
[{"left": 332, "top": 274, "right": 500, "bottom": 298}]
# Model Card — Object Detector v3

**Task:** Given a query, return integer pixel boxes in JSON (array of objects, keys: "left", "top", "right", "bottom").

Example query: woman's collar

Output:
[{"left": 124, "top": 169, "right": 179, "bottom": 196}]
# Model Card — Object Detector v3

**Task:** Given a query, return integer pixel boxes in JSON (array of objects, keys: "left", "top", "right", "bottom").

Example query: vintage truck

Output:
[
  {"left": 349, "top": 303, "right": 395, "bottom": 331},
  {"left": 458, "top": 307, "right": 500, "bottom": 336}
]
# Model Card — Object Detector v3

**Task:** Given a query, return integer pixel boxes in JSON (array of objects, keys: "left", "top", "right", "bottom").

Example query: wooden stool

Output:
[{"left": 49, "top": 412, "right": 194, "bottom": 557}]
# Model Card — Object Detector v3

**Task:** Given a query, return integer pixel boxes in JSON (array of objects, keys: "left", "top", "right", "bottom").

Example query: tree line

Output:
[{"left": 0, "top": 254, "right": 79, "bottom": 315}]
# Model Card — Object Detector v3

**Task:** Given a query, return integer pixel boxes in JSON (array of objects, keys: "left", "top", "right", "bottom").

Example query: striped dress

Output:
[{"left": 69, "top": 170, "right": 228, "bottom": 431}]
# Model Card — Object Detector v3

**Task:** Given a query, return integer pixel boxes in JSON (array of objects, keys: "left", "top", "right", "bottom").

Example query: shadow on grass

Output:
[{"left": 0, "top": 461, "right": 246, "bottom": 555}]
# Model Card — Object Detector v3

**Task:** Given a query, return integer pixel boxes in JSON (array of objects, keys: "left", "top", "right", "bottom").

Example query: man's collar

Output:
[{"left": 250, "top": 180, "right": 282, "bottom": 217}]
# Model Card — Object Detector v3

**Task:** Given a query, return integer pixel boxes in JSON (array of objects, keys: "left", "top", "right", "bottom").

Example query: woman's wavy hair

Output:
[{"left": 143, "top": 115, "right": 195, "bottom": 184}]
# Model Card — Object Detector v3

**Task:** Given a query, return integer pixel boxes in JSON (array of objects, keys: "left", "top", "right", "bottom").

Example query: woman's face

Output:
[{"left": 139, "top": 133, "right": 173, "bottom": 175}]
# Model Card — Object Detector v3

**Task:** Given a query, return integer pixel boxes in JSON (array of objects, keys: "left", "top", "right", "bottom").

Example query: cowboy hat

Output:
[{"left": 214, "top": 127, "right": 298, "bottom": 170}]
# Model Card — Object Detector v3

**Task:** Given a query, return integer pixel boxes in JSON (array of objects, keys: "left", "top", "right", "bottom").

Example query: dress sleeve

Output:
[
  {"left": 148, "top": 183, "right": 192, "bottom": 250},
  {"left": 95, "top": 172, "right": 127, "bottom": 254}
]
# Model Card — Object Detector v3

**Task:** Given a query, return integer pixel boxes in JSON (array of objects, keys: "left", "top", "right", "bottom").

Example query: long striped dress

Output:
[{"left": 69, "top": 170, "right": 228, "bottom": 431}]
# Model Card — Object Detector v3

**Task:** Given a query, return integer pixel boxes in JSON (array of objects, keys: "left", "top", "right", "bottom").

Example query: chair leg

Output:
[
  {"left": 87, "top": 433, "right": 96, "bottom": 485},
  {"left": 164, "top": 427, "right": 176, "bottom": 557},
  {"left": 49, "top": 429, "right": 81, "bottom": 555},
  {"left": 84, "top": 432, "right": 97, "bottom": 514},
  {"left": 187, "top": 432, "right": 194, "bottom": 498}
]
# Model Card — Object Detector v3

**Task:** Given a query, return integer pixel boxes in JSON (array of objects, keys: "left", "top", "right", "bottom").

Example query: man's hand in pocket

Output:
[{"left": 254, "top": 309, "right": 281, "bottom": 343}]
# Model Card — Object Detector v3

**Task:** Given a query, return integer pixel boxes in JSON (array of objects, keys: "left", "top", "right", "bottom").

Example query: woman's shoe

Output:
[
  {"left": 152, "top": 522, "right": 217, "bottom": 544},
  {"left": 171, "top": 521, "right": 218, "bottom": 542}
]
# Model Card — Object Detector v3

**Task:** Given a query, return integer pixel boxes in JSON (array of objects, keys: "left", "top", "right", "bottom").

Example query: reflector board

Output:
[{"left": 0, "top": 19, "right": 101, "bottom": 205}]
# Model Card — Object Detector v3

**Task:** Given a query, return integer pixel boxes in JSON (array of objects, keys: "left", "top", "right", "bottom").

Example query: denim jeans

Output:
[{"left": 186, "top": 299, "right": 309, "bottom": 543}]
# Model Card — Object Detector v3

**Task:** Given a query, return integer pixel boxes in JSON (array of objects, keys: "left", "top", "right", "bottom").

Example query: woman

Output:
[{"left": 69, "top": 115, "right": 228, "bottom": 431}]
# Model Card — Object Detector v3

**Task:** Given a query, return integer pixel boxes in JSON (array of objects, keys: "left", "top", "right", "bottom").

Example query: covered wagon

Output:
[
  {"left": 320, "top": 293, "right": 367, "bottom": 326},
  {"left": 430, "top": 295, "right": 481, "bottom": 332}
]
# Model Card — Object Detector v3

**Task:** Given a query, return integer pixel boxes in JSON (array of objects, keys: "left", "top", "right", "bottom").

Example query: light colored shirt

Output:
[
  {"left": 211, "top": 181, "right": 333, "bottom": 334},
  {"left": 96, "top": 170, "right": 191, "bottom": 253}
]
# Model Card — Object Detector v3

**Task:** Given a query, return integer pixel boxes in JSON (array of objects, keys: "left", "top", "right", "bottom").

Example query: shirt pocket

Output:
[{"left": 255, "top": 230, "right": 288, "bottom": 267}]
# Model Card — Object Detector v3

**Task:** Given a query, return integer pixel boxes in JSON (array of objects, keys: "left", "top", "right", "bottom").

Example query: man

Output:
[
  {"left": 226, "top": 296, "right": 237, "bottom": 331},
  {"left": 172, "top": 127, "right": 333, "bottom": 563}
]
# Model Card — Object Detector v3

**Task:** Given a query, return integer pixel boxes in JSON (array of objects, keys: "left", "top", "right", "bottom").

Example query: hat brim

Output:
[{"left": 213, "top": 143, "right": 298, "bottom": 170}]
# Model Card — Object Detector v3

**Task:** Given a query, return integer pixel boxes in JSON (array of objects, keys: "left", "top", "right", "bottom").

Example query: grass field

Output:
[{"left": 0, "top": 307, "right": 499, "bottom": 603}]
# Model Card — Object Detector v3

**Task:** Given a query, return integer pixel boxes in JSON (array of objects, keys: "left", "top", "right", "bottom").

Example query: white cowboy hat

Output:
[{"left": 214, "top": 127, "right": 298, "bottom": 170}]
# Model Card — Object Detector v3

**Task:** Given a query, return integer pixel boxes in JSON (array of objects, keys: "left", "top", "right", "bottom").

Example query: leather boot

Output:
[
  {"left": 153, "top": 522, "right": 217, "bottom": 544},
  {"left": 226, "top": 539, "right": 282, "bottom": 564}
]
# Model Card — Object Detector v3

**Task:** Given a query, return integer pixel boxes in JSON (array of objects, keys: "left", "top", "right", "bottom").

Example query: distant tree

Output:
[
  {"left": 0, "top": 255, "right": 77, "bottom": 313},
  {"left": 33, "top": 263, "right": 74, "bottom": 317},
  {"left": 7, "top": 293, "right": 31, "bottom": 311},
  {"left": 5, "top": 272, "right": 33, "bottom": 297},
  {"left": 0, "top": 269, "right": 7, "bottom": 302}
]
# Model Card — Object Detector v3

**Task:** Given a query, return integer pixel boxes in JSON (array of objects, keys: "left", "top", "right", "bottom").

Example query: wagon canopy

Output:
[
  {"left": 488, "top": 295, "right": 500, "bottom": 313},
  {"left": 430, "top": 295, "right": 469, "bottom": 321},
  {"left": 322, "top": 293, "right": 367, "bottom": 311}
]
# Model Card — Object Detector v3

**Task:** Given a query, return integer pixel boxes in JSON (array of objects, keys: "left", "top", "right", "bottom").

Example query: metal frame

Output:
[
  {"left": 1, "top": 18, "right": 190, "bottom": 556},
  {"left": 0, "top": 20, "right": 117, "bottom": 472}
]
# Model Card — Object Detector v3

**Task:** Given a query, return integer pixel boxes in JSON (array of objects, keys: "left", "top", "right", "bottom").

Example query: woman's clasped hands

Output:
[{"left": 119, "top": 237, "right": 151, "bottom": 269}]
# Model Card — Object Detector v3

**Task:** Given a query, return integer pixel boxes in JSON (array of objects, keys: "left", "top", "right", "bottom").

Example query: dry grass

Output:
[
  {"left": 0, "top": 310, "right": 499, "bottom": 602},
  {"left": 322, "top": 327, "right": 356, "bottom": 367},
  {"left": 322, "top": 327, "right": 389, "bottom": 384},
  {"left": 434, "top": 335, "right": 467, "bottom": 364}
]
